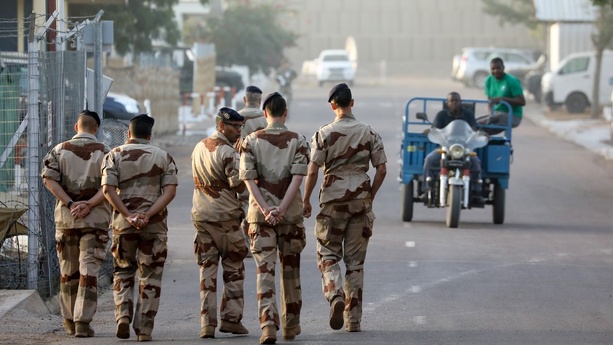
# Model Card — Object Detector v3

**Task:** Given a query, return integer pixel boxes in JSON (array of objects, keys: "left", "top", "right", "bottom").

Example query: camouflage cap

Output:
[
  {"left": 245, "top": 85, "right": 262, "bottom": 94},
  {"left": 328, "top": 82, "right": 350, "bottom": 103},
  {"left": 262, "top": 91, "right": 282, "bottom": 109},
  {"left": 80, "top": 109, "right": 101, "bottom": 126},
  {"left": 130, "top": 114, "right": 155, "bottom": 127},
  {"left": 217, "top": 107, "right": 244, "bottom": 122}
]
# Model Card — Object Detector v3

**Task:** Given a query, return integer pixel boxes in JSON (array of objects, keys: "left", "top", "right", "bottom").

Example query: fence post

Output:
[{"left": 26, "top": 13, "right": 41, "bottom": 290}]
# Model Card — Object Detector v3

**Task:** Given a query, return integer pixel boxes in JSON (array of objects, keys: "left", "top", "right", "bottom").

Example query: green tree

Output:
[
  {"left": 589, "top": 0, "right": 613, "bottom": 118},
  {"left": 481, "top": 0, "right": 540, "bottom": 29},
  {"left": 70, "top": 0, "right": 180, "bottom": 55},
  {"left": 199, "top": 1, "right": 298, "bottom": 75}
]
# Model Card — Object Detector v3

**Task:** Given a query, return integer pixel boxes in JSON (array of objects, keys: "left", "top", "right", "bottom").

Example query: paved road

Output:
[{"left": 6, "top": 77, "right": 613, "bottom": 345}]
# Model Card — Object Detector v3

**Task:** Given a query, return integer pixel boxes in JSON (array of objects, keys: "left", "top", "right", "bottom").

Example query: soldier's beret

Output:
[
  {"left": 245, "top": 85, "right": 262, "bottom": 94},
  {"left": 217, "top": 107, "right": 244, "bottom": 122},
  {"left": 328, "top": 83, "right": 351, "bottom": 103},
  {"left": 130, "top": 114, "right": 155, "bottom": 127},
  {"left": 262, "top": 92, "right": 282, "bottom": 109},
  {"left": 80, "top": 109, "right": 101, "bottom": 126}
]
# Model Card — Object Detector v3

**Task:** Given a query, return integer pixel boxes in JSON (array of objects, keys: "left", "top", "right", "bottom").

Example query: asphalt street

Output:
[{"left": 3, "top": 76, "right": 613, "bottom": 345}]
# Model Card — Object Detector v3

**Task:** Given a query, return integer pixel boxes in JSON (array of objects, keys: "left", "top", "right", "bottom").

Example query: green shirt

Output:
[{"left": 484, "top": 73, "right": 523, "bottom": 118}]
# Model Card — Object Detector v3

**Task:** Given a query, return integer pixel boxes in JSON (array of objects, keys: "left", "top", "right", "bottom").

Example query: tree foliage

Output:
[
  {"left": 70, "top": 0, "right": 180, "bottom": 55},
  {"left": 199, "top": 2, "right": 298, "bottom": 75},
  {"left": 592, "top": 0, "right": 613, "bottom": 6},
  {"left": 481, "top": 0, "right": 540, "bottom": 29}
]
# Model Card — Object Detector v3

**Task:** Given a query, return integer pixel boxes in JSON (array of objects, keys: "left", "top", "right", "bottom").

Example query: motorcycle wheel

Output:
[
  {"left": 402, "top": 181, "right": 414, "bottom": 222},
  {"left": 492, "top": 183, "right": 505, "bottom": 224},
  {"left": 446, "top": 185, "right": 462, "bottom": 228}
]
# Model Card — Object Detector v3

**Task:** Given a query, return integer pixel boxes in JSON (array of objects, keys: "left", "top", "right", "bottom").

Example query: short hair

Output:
[
  {"left": 447, "top": 91, "right": 461, "bottom": 100},
  {"left": 264, "top": 95, "right": 286, "bottom": 118},
  {"left": 77, "top": 113, "right": 98, "bottom": 131},
  {"left": 330, "top": 88, "right": 352, "bottom": 108},
  {"left": 129, "top": 117, "right": 153, "bottom": 138},
  {"left": 490, "top": 57, "right": 504, "bottom": 66},
  {"left": 245, "top": 91, "right": 262, "bottom": 104}
]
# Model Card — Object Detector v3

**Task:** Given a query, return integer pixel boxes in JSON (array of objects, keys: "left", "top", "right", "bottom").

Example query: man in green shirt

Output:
[{"left": 481, "top": 57, "right": 526, "bottom": 135}]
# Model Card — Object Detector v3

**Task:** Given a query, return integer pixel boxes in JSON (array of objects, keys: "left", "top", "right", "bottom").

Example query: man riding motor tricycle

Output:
[{"left": 399, "top": 95, "right": 513, "bottom": 228}]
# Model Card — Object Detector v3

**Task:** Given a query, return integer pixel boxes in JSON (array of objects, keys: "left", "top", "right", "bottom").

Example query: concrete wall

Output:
[
  {"left": 278, "top": 0, "right": 543, "bottom": 77},
  {"left": 103, "top": 63, "right": 180, "bottom": 136}
]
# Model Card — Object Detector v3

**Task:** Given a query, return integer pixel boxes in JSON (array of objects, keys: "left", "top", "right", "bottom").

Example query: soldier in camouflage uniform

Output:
[
  {"left": 41, "top": 110, "right": 111, "bottom": 338},
  {"left": 101, "top": 114, "right": 178, "bottom": 342},
  {"left": 303, "top": 83, "right": 387, "bottom": 333},
  {"left": 239, "top": 92, "right": 309, "bottom": 344},
  {"left": 237, "top": 86, "right": 267, "bottom": 258},
  {"left": 238, "top": 85, "right": 267, "bottom": 137},
  {"left": 191, "top": 107, "right": 249, "bottom": 338}
]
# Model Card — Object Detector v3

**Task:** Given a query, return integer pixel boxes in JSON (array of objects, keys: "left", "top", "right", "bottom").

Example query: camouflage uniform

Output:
[
  {"left": 237, "top": 105, "right": 268, "bottom": 247},
  {"left": 191, "top": 131, "right": 248, "bottom": 330},
  {"left": 41, "top": 133, "right": 111, "bottom": 325},
  {"left": 310, "top": 113, "right": 387, "bottom": 326},
  {"left": 101, "top": 137, "right": 178, "bottom": 338},
  {"left": 239, "top": 106, "right": 267, "bottom": 138},
  {"left": 239, "top": 122, "right": 309, "bottom": 332}
]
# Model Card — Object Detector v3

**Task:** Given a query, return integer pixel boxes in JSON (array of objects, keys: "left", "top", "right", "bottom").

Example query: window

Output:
[
  {"left": 322, "top": 54, "right": 349, "bottom": 62},
  {"left": 559, "top": 57, "right": 590, "bottom": 75},
  {"left": 505, "top": 53, "right": 529, "bottom": 64}
]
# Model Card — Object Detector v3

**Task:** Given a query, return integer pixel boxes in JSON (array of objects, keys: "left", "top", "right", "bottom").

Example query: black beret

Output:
[
  {"left": 80, "top": 109, "right": 100, "bottom": 126},
  {"left": 130, "top": 114, "right": 155, "bottom": 127},
  {"left": 262, "top": 92, "right": 282, "bottom": 110},
  {"left": 245, "top": 85, "right": 262, "bottom": 94},
  {"left": 217, "top": 107, "right": 244, "bottom": 122},
  {"left": 328, "top": 83, "right": 350, "bottom": 103}
]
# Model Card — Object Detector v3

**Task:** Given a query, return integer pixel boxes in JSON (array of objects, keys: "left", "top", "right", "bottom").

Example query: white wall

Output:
[{"left": 549, "top": 22, "right": 595, "bottom": 71}]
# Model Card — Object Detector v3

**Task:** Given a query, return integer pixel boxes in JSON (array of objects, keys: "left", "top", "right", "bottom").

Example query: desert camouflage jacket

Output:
[
  {"left": 310, "top": 113, "right": 387, "bottom": 204},
  {"left": 239, "top": 122, "right": 309, "bottom": 224},
  {"left": 191, "top": 131, "right": 244, "bottom": 222},
  {"left": 239, "top": 106, "right": 267, "bottom": 138},
  {"left": 101, "top": 138, "right": 178, "bottom": 234},
  {"left": 41, "top": 133, "right": 111, "bottom": 230}
]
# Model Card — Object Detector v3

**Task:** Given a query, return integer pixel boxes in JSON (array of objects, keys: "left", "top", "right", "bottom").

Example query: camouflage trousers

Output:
[
  {"left": 193, "top": 219, "right": 248, "bottom": 328},
  {"left": 55, "top": 227, "right": 109, "bottom": 323},
  {"left": 249, "top": 222, "right": 306, "bottom": 330},
  {"left": 111, "top": 232, "right": 168, "bottom": 337},
  {"left": 314, "top": 199, "right": 375, "bottom": 324}
]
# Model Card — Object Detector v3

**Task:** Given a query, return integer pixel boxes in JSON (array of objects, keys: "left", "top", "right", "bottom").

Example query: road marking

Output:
[
  {"left": 413, "top": 316, "right": 427, "bottom": 325},
  {"left": 409, "top": 261, "right": 418, "bottom": 267},
  {"left": 405, "top": 241, "right": 415, "bottom": 247},
  {"left": 410, "top": 286, "right": 422, "bottom": 293}
]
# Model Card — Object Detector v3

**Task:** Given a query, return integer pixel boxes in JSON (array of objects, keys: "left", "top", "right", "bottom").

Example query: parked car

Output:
[
  {"left": 103, "top": 92, "right": 143, "bottom": 120},
  {"left": 541, "top": 50, "right": 613, "bottom": 113},
  {"left": 454, "top": 47, "right": 541, "bottom": 88},
  {"left": 101, "top": 93, "right": 144, "bottom": 147},
  {"left": 313, "top": 49, "right": 356, "bottom": 86}
]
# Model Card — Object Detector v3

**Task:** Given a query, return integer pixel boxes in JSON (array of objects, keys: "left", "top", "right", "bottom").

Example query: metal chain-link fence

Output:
[{"left": 1, "top": 14, "right": 115, "bottom": 298}]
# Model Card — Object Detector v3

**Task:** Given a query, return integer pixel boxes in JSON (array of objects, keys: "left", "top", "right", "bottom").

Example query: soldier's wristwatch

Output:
[{"left": 67, "top": 200, "right": 74, "bottom": 208}]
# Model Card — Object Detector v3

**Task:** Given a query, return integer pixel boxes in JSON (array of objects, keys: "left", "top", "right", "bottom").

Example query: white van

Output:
[{"left": 541, "top": 50, "right": 613, "bottom": 113}]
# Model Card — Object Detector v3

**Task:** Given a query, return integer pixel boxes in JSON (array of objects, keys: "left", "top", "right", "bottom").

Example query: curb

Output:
[
  {"left": 524, "top": 103, "right": 613, "bottom": 160},
  {"left": 0, "top": 290, "right": 50, "bottom": 319}
]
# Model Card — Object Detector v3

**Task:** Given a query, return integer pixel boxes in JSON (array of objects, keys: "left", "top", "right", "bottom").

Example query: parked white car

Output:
[
  {"left": 314, "top": 49, "right": 356, "bottom": 86},
  {"left": 541, "top": 50, "right": 613, "bottom": 113},
  {"left": 454, "top": 47, "right": 540, "bottom": 88}
]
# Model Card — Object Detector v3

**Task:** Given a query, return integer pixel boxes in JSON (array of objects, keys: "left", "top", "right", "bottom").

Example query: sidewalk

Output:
[{"left": 524, "top": 103, "right": 613, "bottom": 160}]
